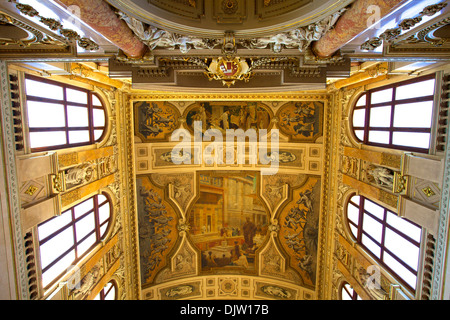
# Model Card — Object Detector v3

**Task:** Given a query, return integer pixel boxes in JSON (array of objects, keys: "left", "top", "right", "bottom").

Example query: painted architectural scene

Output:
[
  {"left": 185, "top": 102, "right": 272, "bottom": 133},
  {"left": 188, "top": 172, "right": 269, "bottom": 273}
]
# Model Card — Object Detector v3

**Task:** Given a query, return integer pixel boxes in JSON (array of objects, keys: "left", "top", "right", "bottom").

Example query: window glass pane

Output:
[
  {"left": 347, "top": 203, "right": 360, "bottom": 225},
  {"left": 356, "top": 94, "right": 366, "bottom": 107},
  {"left": 350, "top": 195, "right": 361, "bottom": 205},
  {"left": 368, "top": 130, "right": 390, "bottom": 144},
  {"left": 99, "top": 203, "right": 110, "bottom": 225},
  {"left": 66, "top": 88, "right": 88, "bottom": 104},
  {"left": 362, "top": 234, "right": 381, "bottom": 258},
  {"left": 67, "top": 106, "right": 89, "bottom": 127},
  {"left": 42, "top": 250, "right": 76, "bottom": 288},
  {"left": 94, "top": 130, "right": 104, "bottom": 141},
  {"left": 385, "top": 228, "right": 420, "bottom": 271},
  {"left": 27, "top": 101, "right": 66, "bottom": 128},
  {"left": 77, "top": 233, "right": 96, "bottom": 257},
  {"left": 25, "top": 79, "right": 63, "bottom": 100},
  {"left": 38, "top": 211, "right": 72, "bottom": 241},
  {"left": 369, "top": 106, "right": 391, "bottom": 127},
  {"left": 97, "top": 194, "right": 107, "bottom": 204},
  {"left": 29, "top": 131, "right": 66, "bottom": 149},
  {"left": 350, "top": 224, "right": 358, "bottom": 239},
  {"left": 384, "top": 252, "right": 417, "bottom": 289},
  {"left": 396, "top": 79, "right": 435, "bottom": 100},
  {"left": 75, "top": 212, "right": 95, "bottom": 241},
  {"left": 371, "top": 88, "right": 393, "bottom": 104},
  {"left": 362, "top": 214, "right": 383, "bottom": 243},
  {"left": 393, "top": 132, "right": 430, "bottom": 149},
  {"left": 69, "top": 130, "right": 90, "bottom": 144},
  {"left": 74, "top": 198, "right": 94, "bottom": 219},
  {"left": 92, "top": 95, "right": 102, "bottom": 107},
  {"left": 354, "top": 130, "right": 364, "bottom": 141},
  {"left": 363, "top": 200, "right": 385, "bottom": 220},
  {"left": 93, "top": 108, "right": 106, "bottom": 127},
  {"left": 100, "top": 224, "right": 109, "bottom": 238},
  {"left": 353, "top": 109, "right": 366, "bottom": 127},
  {"left": 39, "top": 227, "right": 74, "bottom": 269},
  {"left": 386, "top": 212, "right": 422, "bottom": 243},
  {"left": 105, "top": 286, "right": 116, "bottom": 300},
  {"left": 393, "top": 101, "right": 433, "bottom": 128},
  {"left": 342, "top": 290, "right": 352, "bottom": 300}
]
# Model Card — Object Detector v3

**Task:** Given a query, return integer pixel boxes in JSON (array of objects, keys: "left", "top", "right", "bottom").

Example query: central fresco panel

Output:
[
  {"left": 190, "top": 171, "right": 269, "bottom": 274},
  {"left": 133, "top": 97, "right": 327, "bottom": 298}
]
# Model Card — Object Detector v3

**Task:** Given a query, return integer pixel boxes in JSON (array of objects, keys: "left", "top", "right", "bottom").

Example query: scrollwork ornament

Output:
[
  {"left": 420, "top": 3, "right": 448, "bottom": 16},
  {"left": 59, "top": 28, "right": 81, "bottom": 41},
  {"left": 177, "top": 219, "right": 191, "bottom": 233},
  {"left": 78, "top": 37, "right": 99, "bottom": 51},
  {"left": 268, "top": 220, "right": 280, "bottom": 233},
  {"left": 39, "top": 17, "right": 62, "bottom": 31},
  {"left": 379, "top": 28, "right": 401, "bottom": 42},
  {"left": 15, "top": 3, "right": 39, "bottom": 17},
  {"left": 399, "top": 17, "right": 422, "bottom": 31},
  {"left": 361, "top": 37, "right": 383, "bottom": 51}
]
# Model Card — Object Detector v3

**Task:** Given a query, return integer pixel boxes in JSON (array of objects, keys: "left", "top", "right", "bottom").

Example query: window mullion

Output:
[{"left": 379, "top": 208, "right": 388, "bottom": 262}]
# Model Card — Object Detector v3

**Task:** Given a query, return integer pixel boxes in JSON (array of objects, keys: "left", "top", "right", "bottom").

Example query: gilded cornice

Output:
[{"left": 128, "top": 92, "right": 330, "bottom": 101}]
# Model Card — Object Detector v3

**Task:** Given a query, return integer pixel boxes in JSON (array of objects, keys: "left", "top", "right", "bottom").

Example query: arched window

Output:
[
  {"left": 37, "top": 193, "right": 111, "bottom": 289},
  {"left": 351, "top": 74, "right": 436, "bottom": 153},
  {"left": 347, "top": 195, "right": 422, "bottom": 292},
  {"left": 341, "top": 282, "right": 361, "bottom": 300},
  {"left": 24, "top": 75, "right": 107, "bottom": 152},
  {"left": 94, "top": 281, "right": 117, "bottom": 300}
]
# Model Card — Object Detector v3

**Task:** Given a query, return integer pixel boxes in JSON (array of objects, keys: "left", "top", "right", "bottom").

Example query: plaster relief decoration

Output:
[
  {"left": 278, "top": 177, "right": 321, "bottom": 288},
  {"left": 185, "top": 101, "right": 272, "bottom": 134},
  {"left": 6, "top": 0, "right": 99, "bottom": 51},
  {"left": 238, "top": 8, "right": 346, "bottom": 53},
  {"left": 188, "top": 171, "right": 269, "bottom": 274},
  {"left": 160, "top": 281, "right": 202, "bottom": 300},
  {"left": 137, "top": 176, "right": 178, "bottom": 286},
  {"left": 360, "top": 2, "right": 448, "bottom": 51},
  {"left": 363, "top": 163, "right": 396, "bottom": 190},
  {"left": 261, "top": 173, "right": 308, "bottom": 215},
  {"left": 118, "top": 12, "right": 220, "bottom": 53},
  {"left": 277, "top": 101, "right": 323, "bottom": 141},
  {"left": 255, "top": 282, "right": 297, "bottom": 300},
  {"left": 150, "top": 172, "right": 196, "bottom": 216},
  {"left": 134, "top": 101, "right": 180, "bottom": 141}
]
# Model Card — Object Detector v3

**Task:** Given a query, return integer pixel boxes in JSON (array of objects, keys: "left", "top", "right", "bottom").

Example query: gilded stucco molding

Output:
[
  {"left": 360, "top": 2, "right": 449, "bottom": 51},
  {"left": 0, "top": 60, "right": 28, "bottom": 299},
  {"left": 7, "top": 0, "right": 99, "bottom": 51},
  {"left": 123, "top": 92, "right": 141, "bottom": 299}
]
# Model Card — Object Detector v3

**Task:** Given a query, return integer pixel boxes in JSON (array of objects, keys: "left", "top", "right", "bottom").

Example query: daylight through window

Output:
[
  {"left": 25, "top": 75, "right": 107, "bottom": 152},
  {"left": 352, "top": 74, "right": 436, "bottom": 153},
  {"left": 347, "top": 195, "right": 422, "bottom": 292},
  {"left": 38, "top": 194, "right": 111, "bottom": 288}
]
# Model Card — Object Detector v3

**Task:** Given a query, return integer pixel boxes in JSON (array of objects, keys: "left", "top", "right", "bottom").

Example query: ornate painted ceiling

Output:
[
  {"left": 1, "top": 0, "right": 449, "bottom": 301},
  {"left": 131, "top": 97, "right": 329, "bottom": 299}
]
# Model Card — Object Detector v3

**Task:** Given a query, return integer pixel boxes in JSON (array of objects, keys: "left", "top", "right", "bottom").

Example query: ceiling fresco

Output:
[{"left": 132, "top": 96, "right": 328, "bottom": 299}]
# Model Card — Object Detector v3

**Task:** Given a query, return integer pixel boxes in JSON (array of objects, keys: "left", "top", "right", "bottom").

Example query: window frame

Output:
[
  {"left": 340, "top": 282, "right": 360, "bottom": 300},
  {"left": 24, "top": 74, "right": 107, "bottom": 152},
  {"left": 346, "top": 194, "right": 422, "bottom": 293},
  {"left": 351, "top": 74, "right": 437, "bottom": 153},
  {"left": 38, "top": 193, "right": 112, "bottom": 289},
  {"left": 95, "top": 280, "right": 118, "bottom": 300}
]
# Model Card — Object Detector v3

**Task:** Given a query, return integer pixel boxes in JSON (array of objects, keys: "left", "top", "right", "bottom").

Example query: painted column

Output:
[
  {"left": 55, "top": 0, "right": 147, "bottom": 58},
  {"left": 312, "top": 0, "right": 409, "bottom": 58}
]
